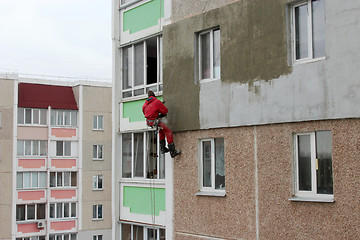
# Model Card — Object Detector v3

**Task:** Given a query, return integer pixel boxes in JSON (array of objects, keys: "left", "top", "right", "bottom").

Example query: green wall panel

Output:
[
  {"left": 123, "top": 186, "right": 165, "bottom": 216},
  {"left": 123, "top": 97, "right": 162, "bottom": 123},
  {"left": 123, "top": 0, "right": 164, "bottom": 34}
]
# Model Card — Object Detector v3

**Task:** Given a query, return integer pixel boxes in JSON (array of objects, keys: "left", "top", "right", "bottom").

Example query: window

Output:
[
  {"left": 18, "top": 108, "right": 47, "bottom": 125},
  {"left": 93, "top": 145, "right": 103, "bottom": 160},
  {"left": 93, "top": 115, "right": 104, "bottom": 130},
  {"left": 93, "top": 235, "right": 103, "bottom": 240},
  {"left": 16, "top": 204, "right": 45, "bottom": 221},
  {"left": 92, "top": 205, "right": 103, "bottom": 220},
  {"left": 199, "top": 138, "right": 225, "bottom": 194},
  {"left": 56, "top": 141, "right": 71, "bottom": 156},
  {"left": 16, "top": 237, "right": 46, "bottom": 240},
  {"left": 93, "top": 175, "right": 103, "bottom": 190},
  {"left": 49, "top": 234, "right": 77, "bottom": 240},
  {"left": 17, "top": 140, "right": 47, "bottom": 156},
  {"left": 17, "top": 172, "right": 47, "bottom": 189},
  {"left": 292, "top": 0, "right": 325, "bottom": 62},
  {"left": 51, "top": 109, "right": 77, "bottom": 127},
  {"left": 122, "top": 36, "right": 163, "bottom": 98},
  {"left": 121, "top": 223, "right": 166, "bottom": 240},
  {"left": 49, "top": 202, "right": 76, "bottom": 219},
  {"left": 293, "top": 131, "right": 333, "bottom": 201},
  {"left": 50, "top": 172, "right": 77, "bottom": 187},
  {"left": 197, "top": 28, "right": 220, "bottom": 81},
  {"left": 122, "top": 132, "right": 165, "bottom": 179}
]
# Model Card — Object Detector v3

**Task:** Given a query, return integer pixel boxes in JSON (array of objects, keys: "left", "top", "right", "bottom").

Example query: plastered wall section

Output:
[
  {"left": 0, "top": 78, "right": 14, "bottom": 239},
  {"left": 163, "top": 0, "right": 360, "bottom": 131},
  {"left": 172, "top": 119, "right": 360, "bottom": 239},
  {"left": 81, "top": 85, "right": 112, "bottom": 231}
]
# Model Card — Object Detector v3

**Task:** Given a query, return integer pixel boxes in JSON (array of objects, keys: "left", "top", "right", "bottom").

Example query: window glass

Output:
[
  {"left": 200, "top": 32, "right": 211, "bottom": 79},
  {"left": 98, "top": 116, "right": 103, "bottom": 129},
  {"left": 133, "top": 225, "right": 143, "bottom": 240},
  {"left": 312, "top": 0, "right": 325, "bottom": 58},
  {"left": 146, "top": 37, "right": 158, "bottom": 85},
  {"left": 122, "top": 133, "right": 132, "bottom": 178},
  {"left": 64, "top": 111, "right": 71, "bottom": 125},
  {"left": 98, "top": 145, "right": 103, "bottom": 159},
  {"left": 16, "top": 205, "right": 25, "bottom": 221},
  {"left": 147, "top": 132, "right": 158, "bottom": 178},
  {"left": 297, "top": 135, "right": 312, "bottom": 191},
  {"left": 295, "top": 3, "right": 308, "bottom": 60},
  {"left": 57, "top": 111, "right": 63, "bottom": 125},
  {"left": 215, "top": 138, "right": 225, "bottom": 190},
  {"left": 56, "top": 203, "right": 63, "bottom": 218},
  {"left": 64, "top": 172, "right": 70, "bottom": 186},
  {"left": 51, "top": 111, "right": 56, "bottom": 125},
  {"left": 98, "top": 205, "right": 102, "bottom": 218},
  {"left": 17, "top": 173, "right": 23, "bottom": 188},
  {"left": 71, "top": 203, "right": 76, "bottom": 217},
  {"left": 32, "top": 172, "right": 38, "bottom": 188},
  {"left": 57, "top": 172, "right": 63, "bottom": 187},
  {"left": 25, "top": 109, "right": 32, "bottom": 124},
  {"left": 33, "top": 109, "right": 39, "bottom": 124},
  {"left": 64, "top": 203, "right": 69, "bottom": 218},
  {"left": 24, "top": 172, "right": 31, "bottom": 188},
  {"left": 98, "top": 175, "right": 103, "bottom": 189},
  {"left": 50, "top": 204, "right": 55, "bottom": 218},
  {"left": 56, "top": 141, "right": 63, "bottom": 156},
  {"left": 122, "top": 224, "right": 131, "bottom": 240},
  {"left": 134, "top": 42, "right": 144, "bottom": 87},
  {"left": 27, "top": 205, "right": 35, "bottom": 220},
  {"left": 71, "top": 172, "right": 77, "bottom": 186},
  {"left": 65, "top": 141, "right": 71, "bottom": 156},
  {"left": 25, "top": 140, "right": 31, "bottom": 155},
  {"left": 123, "top": 46, "right": 132, "bottom": 90},
  {"left": 71, "top": 111, "right": 77, "bottom": 126},
  {"left": 316, "top": 131, "right": 333, "bottom": 194},
  {"left": 213, "top": 29, "right": 221, "bottom": 79},
  {"left": 18, "top": 108, "right": 24, "bottom": 124},
  {"left": 202, "top": 141, "right": 212, "bottom": 187},
  {"left": 17, "top": 140, "right": 24, "bottom": 155},
  {"left": 147, "top": 228, "right": 156, "bottom": 240},
  {"left": 40, "top": 109, "right": 47, "bottom": 125},
  {"left": 37, "top": 204, "right": 45, "bottom": 219},
  {"left": 134, "top": 133, "right": 144, "bottom": 177},
  {"left": 93, "top": 145, "right": 97, "bottom": 159},
  {"left": 33, "top": 141, "right": 39, "bottom": 156},
  {"left": 50, "top": 172, "right": 56, "bottom": 187},
  {"left": 40, "top": 141, "right": 47, "bottom": 156},
  {"left": 39, "top": 172, "right": 47, "bottom": 188},
  {"left": 93, "top": 205, "right": 97, "bottom": 219}
]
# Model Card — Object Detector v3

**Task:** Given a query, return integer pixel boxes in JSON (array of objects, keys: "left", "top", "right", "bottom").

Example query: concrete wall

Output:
[
  {"left": 173, "top": 119, "right": 360, "bottom": 239},
  {"left": 163, "top": 0, "right": 360, "bottom": 132},
  {"left": 80, "top": 85, "right": 112, "bottom": 232},
  {"left": 0, "top": 78, "right": 15, "bottom": 240}
]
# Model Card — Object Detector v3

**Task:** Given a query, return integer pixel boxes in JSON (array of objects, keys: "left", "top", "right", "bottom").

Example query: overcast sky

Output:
[{"left": 0, "top": 0, "right": 112, "bottom": 80}]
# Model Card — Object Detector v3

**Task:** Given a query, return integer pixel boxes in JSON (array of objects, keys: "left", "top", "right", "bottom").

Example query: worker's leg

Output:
[
  {"left": 158, "top": 122, "right": 180, "bottom": 158},
  {"left": 158, "top": 122, "right": 173, "bottom": 144}
]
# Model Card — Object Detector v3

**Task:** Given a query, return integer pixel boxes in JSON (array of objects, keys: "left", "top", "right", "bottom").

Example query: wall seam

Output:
[{"left": 254, "top": 126, "right": 259, "bottom": 240}]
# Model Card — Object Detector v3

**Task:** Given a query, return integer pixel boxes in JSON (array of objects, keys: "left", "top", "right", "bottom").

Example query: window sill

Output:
[
  {"left": 293, "top": 56, "right": 326, "bottom": 65},
  {"left": 93, "top": 159, "right": 104, "bottom": 161},
  {"left": 199, "top": 78, "right": 221, "bottom": 84},
  {"left": 92, "top": 218, "right": 103, "bottom": 221},
  {"left": 92, "top": 129, "right": 104, "bottom": 131},
  {"left": 93, "top": 189, "right": 104, "bottom": 191},
  {"left": 195, "top": 191, "right": 226, "bottom": 197},
  {"left": 288, "top": 196, "right": 334, "bottom": 203}
]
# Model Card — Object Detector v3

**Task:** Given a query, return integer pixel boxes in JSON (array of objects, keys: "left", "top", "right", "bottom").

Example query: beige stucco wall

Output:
[
  {"left": 81, "top": 85, "right": 112, "bottom": 231},
  {"left": 0, "top": 78, "right": 14, "bottom": 240},
  {"left": 173, "top": 119, "right": 360, "bottom": 239}
]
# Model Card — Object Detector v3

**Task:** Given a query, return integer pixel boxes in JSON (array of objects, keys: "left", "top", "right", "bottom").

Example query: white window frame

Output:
[
  {"left": 197, "top": 138, "right": 225, "bottom": 196},
  {"left": 121, "top": 35, "right": 163, "bottom": 99},
  {"left": 51, "top": 109, "right": 77, "bottom": 127},
  {"left": 17, "top": 108, "right": 47, "bottom": 126},
  {"left": 93, "top": 115, "right": 104, "bottom": 130},
  {"left": 49, "top": 202, "right": 77, "bottom": 219},
  {"left": 93, "top": 145, "right": 103, "bottom": 160},
  {"left": 93, "top": 235, "right": 103, "bottom": 240},
  {"left": 56, "top": 141, "right": 72, "bottom": 156},
  {"left": 49, "top": 233, "right": 77, "bottom": 240},
  {"left": 17, "top": 171, "right": 47, "bottom": 189},
  {"left": 50, "top": 171, "right": 77, "bottom": 188},
  {"left": 17, "top": 140, "right": 47, "bottom": 156},
  {"left": 291, "top": 0, "right": 326, "bottom": 64},
  {"left": 292, "top": 131, "right": 334, "bottom": 202},
  {"left": 93, "top": 175, "right": 103, "bottom": 190},
  {"left": 16, "top": 204, "right": 45, "bottom": 221},
  {"left": 198, "top": 28, "right": 221, "bottom": 82},
  {"left": 121, "top": 131, "right": 165, "bottom": 180},
  {"left": 92, "top": 204, "right": 103, "bottom": 220},
  {"left": 120, "top": 223, "right": 166, "bottom": 240}
]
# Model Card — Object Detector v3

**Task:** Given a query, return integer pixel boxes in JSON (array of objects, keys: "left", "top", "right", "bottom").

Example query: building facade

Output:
[
  {"left": 0, "top": 74, "right": 112, "bottom": 240},
  {"left": 113, "top": 0, "right": 360, "bottom": 239}
]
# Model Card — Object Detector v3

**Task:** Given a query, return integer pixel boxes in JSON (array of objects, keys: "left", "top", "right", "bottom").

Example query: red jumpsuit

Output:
[{"left": 142, "top": 97, "right": 174, "bottom": 144}]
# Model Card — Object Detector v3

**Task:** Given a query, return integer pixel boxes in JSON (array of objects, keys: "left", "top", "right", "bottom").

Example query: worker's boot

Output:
[
  {"left": 160, "top": 140, "right": 169, "bottom": 154},
  {"left": 168, "top": 143, "right": 181, "bottom": 158}
]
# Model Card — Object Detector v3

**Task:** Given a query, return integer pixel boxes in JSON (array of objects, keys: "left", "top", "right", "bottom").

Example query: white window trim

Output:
[
  {"left": 120, "top": 222, "right": 166, "bottom": 240},
  {"left": 51, "top": 109, "right": 77, "bottom": 127},
  {"left": 198, "top": 28, "right": 221, "bottom": 82},
  {"left": 291, "top": 0, "right": 326, "bottom": 64},
  {"left": 291, "top": 132, "right": 334, "bottom": 202},
  {"left": 93, "top": 145, "right": 104, "bottom": 160},
  {"left": 16, "top": 204, "right": 45, "bottom": 222},
  {"left": 50, "top": 202, "right": 77, "bottom": 219},
  {"left": 50, "top": 171, "right": 77, "bottom": 188},
  {"left": 121, "top": 36, "right": 163, "bottom": 99},
  {"left": 17, "top": 140, "right": 47, "bottom": 156},
  {"left": 198, "top": 138, "right": 225, "bottom": 196},
  {"left": 93, "top": 115, "right": 104, "bottom": 130},
  {"left": 93, "top": 204, "right": 103, "bottom": 220},
  {"left": 17, "top": 171, "right": 47, "bottom": 189},
  {"left": 17, "top": 108, "right": 47, "bottom": 126},
  {"left": 93, "top": 235, "right": 103, "bottom": 240},
  {"left": 56, "top": 141, "right": 72, "bottom": 157},
  {"left": 93, "top": 175, "right": 103, "bottom": 190}
]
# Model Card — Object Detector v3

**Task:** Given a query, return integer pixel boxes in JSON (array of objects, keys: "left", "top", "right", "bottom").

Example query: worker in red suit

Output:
[{"left": 142, "top": 90, "right": 180, "bottom": 158}]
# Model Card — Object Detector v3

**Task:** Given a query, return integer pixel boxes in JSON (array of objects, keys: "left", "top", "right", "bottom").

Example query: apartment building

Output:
[
  {"left": 113, "top": 0, "right": 360, "bottom": 239},
  {"left": 0, "top": 73, "right": 112, "bottom": 240}
]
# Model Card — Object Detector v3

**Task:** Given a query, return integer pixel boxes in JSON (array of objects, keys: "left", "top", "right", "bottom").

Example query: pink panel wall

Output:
[
  {"left": 51, "top": 159, "right": 76, "bottom": 168},
  {"left": 18, "top": 126, "right": 48, "bottom": 140},
  {"left": 51, "top": 128, "right": 77, "bottom": 138},
  {"left": 51, "top": 189, "right": 76, "bottom": 199},
  {"left": 50, "top": 220, "right": 76, "bottom": 231},
  {"left": 18, "top": 190, "right": 45, "bottom": 201},
  {"left": 17, "top": 223, "right": 41, "bottom": 233},
  {"left": 18, "top": 159, "right": 46, "bottom": 168}
]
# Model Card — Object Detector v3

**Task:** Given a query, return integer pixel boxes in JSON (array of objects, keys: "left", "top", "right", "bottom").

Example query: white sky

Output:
[{"left": 0, "top": 0, "right": 112, "bottom": 80}]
